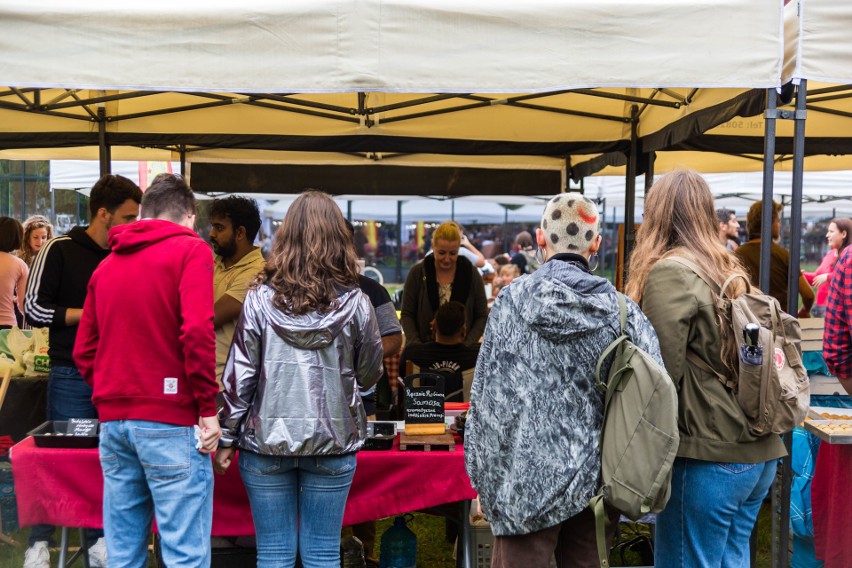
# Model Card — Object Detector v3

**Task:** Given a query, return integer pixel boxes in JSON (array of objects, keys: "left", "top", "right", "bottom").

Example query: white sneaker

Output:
[
  {"left": 22, "top": 541, "right": 49, "bottom": 568},
  {"left": 88, "top": 537, "right": 108, "bottom": 568}
]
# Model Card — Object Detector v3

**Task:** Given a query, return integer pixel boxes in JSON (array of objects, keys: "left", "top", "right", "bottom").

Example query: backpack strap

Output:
[
  {"left": 720, "top": 273, "right": 752, "bottom": 297},
  {"left": 594, "top": 293, "right": 628, "bottom": 395},
  {"left": 590, "top": 493, "right": 611, "bottom": 568},
  {"left": 685, "top": 350, "right": 729, "bottom": 384},
  {"left": 617, "top": 291, "right": 627, "bottom": 334}
]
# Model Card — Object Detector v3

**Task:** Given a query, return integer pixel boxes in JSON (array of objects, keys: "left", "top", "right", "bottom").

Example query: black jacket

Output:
[{"left": 24, "top": 226, "right": 109, "bottom": 367}]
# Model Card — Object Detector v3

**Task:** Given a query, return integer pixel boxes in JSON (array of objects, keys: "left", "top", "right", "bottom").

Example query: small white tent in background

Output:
[
  {"left": 263, "top": 195, "right": 546, "bottom": 225},
  {"left": 49, "top": 160, "right": 182, "bottom": 194}
]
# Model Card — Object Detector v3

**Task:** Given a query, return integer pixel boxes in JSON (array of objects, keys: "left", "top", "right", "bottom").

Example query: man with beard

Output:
[
  {"left": 716, "top": 208, "right": 741, "bottom": 251},
  {"left": 209, "top": 196, "right": 265, "bottom": 389},
  {"left": 24, "top": 174, "right": 142, "bottom": 568}
]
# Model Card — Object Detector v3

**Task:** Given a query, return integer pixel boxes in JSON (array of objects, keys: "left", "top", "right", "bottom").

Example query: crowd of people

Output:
[{"left": 6, "top": 168, "right": 848, "bottom": 568}]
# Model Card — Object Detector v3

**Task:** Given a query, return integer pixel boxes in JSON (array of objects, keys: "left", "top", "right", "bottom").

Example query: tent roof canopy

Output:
[
  {"left": 0, "top": 0, "right": 784, "bottom": 173},
  {"left": 574, "top": 0, "right": 852, "bottom": 178},
  {"left": 0, "top": 1, "right": 783, "bottom": 93}
]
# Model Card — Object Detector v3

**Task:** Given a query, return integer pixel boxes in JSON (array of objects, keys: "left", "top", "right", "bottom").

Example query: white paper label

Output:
[{"left": 164, "top": 377, "right": 178, "bottom": 394}]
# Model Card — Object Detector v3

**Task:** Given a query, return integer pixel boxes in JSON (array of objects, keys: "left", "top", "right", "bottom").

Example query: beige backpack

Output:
[
  {"left": 591, "top": 293, "right": 679, "bottom": 567},
  {"left": 671, "top": 257, "right": 810, "bottom": 436}
]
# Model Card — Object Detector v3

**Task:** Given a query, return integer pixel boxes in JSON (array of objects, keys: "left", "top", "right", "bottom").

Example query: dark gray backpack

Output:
[{"left": 590, "top": 293, "right": 679, "bottom": 568}]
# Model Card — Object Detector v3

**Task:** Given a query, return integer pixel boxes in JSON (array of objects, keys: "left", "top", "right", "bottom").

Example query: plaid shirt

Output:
[{"left": 824, "top": 247, "right": 852, "bottom": 377}]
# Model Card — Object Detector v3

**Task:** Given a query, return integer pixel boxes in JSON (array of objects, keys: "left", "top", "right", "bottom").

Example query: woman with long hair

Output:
[
  {"left": 400, "top": 221, "right": 488, "bottom": 347},
  {"left": 215, "top": 190, "right": 384, "bottom": 568},
  {"left": 626, "top": 170, "right": 786, "bottom": 567},
  {"left": 17, "top": 215, "right": 54, "bottom": 268},
  {"left": 0, "top": 217, "right": 27, "bottom": 329},
  {"left": 804, "top": 217, "right": 852, "bottom": 317}
]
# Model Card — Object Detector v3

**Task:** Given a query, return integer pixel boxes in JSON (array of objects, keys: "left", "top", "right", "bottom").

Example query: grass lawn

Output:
[{"left": 0, "top": 505, "right": 780, "bottom": 567}]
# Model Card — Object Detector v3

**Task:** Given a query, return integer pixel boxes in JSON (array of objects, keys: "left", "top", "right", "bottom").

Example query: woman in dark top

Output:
[{"left": 400, "top": 221, "right": 487, "bottom": 347}]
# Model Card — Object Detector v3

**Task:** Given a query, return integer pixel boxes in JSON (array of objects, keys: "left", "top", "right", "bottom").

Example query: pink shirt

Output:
[
  {"left": 804, "top": 250, "right": 839, "bottom": 307},
  {"left": 0, "top": 251, "right": 28, "bottom": 327}
]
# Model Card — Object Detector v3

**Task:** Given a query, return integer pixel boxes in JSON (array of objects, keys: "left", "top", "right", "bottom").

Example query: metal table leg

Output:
[
  {"left": 457, "top": 500, "right": 472, "bottom": 568},
  {"left": 58, "top": 527, "right": 68, "bottom": 568}
]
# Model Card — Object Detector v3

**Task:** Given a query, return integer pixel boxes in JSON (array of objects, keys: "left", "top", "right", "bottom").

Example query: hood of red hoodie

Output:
[{"left": 108, "top": 219, "right": 203, "bottom": 254}]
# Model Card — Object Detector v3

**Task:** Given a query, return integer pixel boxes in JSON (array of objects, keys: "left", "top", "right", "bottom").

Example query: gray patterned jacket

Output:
[{"left": 464, "top": 256, "right": 663, "bottom": 536}]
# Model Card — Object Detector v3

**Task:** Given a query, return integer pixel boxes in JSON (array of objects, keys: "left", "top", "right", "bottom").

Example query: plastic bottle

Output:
[
  {"left": 379, "top": 515, "right": 417, "bottom": 568},
  {"left": 341, "top": 535, "right": 366, "bottom": 568}
]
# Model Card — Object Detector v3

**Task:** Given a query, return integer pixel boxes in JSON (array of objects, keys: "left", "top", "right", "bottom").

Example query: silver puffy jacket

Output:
[{"left": 219, "top": 284, "right": 384, "bottom": 455}]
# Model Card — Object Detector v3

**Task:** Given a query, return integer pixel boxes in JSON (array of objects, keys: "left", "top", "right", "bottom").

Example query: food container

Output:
[
  {"left": 28, "top": 420, "right": 100, "bottom": 449},
  {"left": 804, "top": 420, "right": 852, "bottom": 444},
  {"left": 362, "top": 421, "right": 397, "bottom": 451}
]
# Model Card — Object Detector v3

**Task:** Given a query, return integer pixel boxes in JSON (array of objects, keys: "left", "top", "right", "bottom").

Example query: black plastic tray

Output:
[
  {"left": 362, "top": 434, "right": 395, "bottom": 451},
  {"left": 28, "top": 420, "right": 100, "bottom": 449}
]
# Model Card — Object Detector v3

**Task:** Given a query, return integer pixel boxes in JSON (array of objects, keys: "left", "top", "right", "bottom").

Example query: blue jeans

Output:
[
  {"left": 30, "top": 365, "right": 103, "bottom": 546},
  {"left": 656, "top": 457, "right": 778, "bottom": 567},
  {"left": 239, "top": 451, "right": 357, "bottom": 568},
  {"left": 99, "top": 420, "right": 213, "bottom": 568}
]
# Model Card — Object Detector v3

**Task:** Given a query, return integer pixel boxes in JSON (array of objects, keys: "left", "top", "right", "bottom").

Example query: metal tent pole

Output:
[
  {"left": 645, "top": 152, "right": 656, "bottom": 193},
  {"left": 503, "top": 207, "right": 509, "bottom": 254},
  {"left": 347, "top": 200, "right": 353, "bottom": 223},
  {"left": 395, "top": 201, "right": 403, "bottom": 284},
  {"left": 759, "top": 89, "right": 778, "bottom": 294},
  {"left": 180, "top": 146, "right": 186, "bottom": 177},
  {"left": 778, "top": 79, "right": 808, "bottom": 568},
  {"left": 623, "top": 105, "right": 639, "bottom": 280},
  {"left": 758, "top": 86, "right": 780, "bottom": 568},
  {"left": 97, "top": 107, "right": 111, "bottom": 177}
]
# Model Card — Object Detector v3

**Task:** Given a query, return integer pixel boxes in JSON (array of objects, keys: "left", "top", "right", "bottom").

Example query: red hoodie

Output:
[{"left": 74, "top": 219, "right": 218, "bottom": 425}]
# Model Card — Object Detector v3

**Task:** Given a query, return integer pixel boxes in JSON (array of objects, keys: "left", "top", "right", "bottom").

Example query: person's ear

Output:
[
  {"left": 535, "top": 228, "right": 547, "bottom": 249},
  {"left": 589, "top": 234, "right": 602, "bottom": 254},
  {"left": 236, "top": 225, "right": 247, "bottom": 242}
]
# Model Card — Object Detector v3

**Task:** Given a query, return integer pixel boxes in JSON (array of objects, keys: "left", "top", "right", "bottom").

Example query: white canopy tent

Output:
[
  {"left": 0, "top": 0, "right": 782, "bottom": 94},
  {"left": 572, "top": 0, "right": 852, "bottom": 178},
  {"left": 0, "top": 0, "right": 783, "bottom": 182}
]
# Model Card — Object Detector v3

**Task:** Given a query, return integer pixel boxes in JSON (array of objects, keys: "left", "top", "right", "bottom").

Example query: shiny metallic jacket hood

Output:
[{"left": 220, "top": 284, "right": 384, "bottom": 456}]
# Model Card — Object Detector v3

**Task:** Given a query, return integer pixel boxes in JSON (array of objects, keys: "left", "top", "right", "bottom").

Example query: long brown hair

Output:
[
  {"left": 625, "top": 170, "right": 749, "bottom": 375},
  {"left": 19, "top": 215, "right": 54, "bottom": 266},
  {"left": 260, "top": 190, "right": 359, "bottom": 315}
]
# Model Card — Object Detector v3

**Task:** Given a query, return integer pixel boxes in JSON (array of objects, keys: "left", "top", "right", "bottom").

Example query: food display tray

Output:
[
  {"left": 803, "top": 420, "right": 852, "bottom": 445},
  {"left": 27, "top": 420, "right": 100, "bottom": 449},
  {"left": 362, "top": 434, "right": 395, "bottom": 451}
]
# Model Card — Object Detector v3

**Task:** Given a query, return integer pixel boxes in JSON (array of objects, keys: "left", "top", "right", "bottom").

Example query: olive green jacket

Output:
[{"left": 641, "top": 259, "right": 787, "bottom": 463}]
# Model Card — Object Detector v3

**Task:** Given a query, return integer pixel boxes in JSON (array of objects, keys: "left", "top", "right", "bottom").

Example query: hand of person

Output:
[
  {"left": 797, "top": 306, "right": 811, "bottom": 319},
  {"left": 198, "top": 415, "right": 221, "bottom": 455},
  {"left": 214, "top": 446, "right": 236, "bottom": 475},
  {"left": 813, "top": 274, "right": 829, "bottom": 288},
  {"left": 460, "top": 234, "right": 470, "bottom": 247}
]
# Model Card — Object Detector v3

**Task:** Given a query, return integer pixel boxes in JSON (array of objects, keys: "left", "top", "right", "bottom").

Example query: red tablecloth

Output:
[
  {"left": 812, "top": 441, "right": 852, "bottom": 567},
  {"left": 11, "top": 436, "right": 476, "bottom": 535}
]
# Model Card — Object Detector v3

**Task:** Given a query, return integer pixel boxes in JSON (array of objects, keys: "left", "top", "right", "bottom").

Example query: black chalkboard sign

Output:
[
  {"left": 404, "top": 373, "right": 445, "bottom": 426},
  {"left": 66, "top": 418, "right": 99, "bottom": 437}
]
